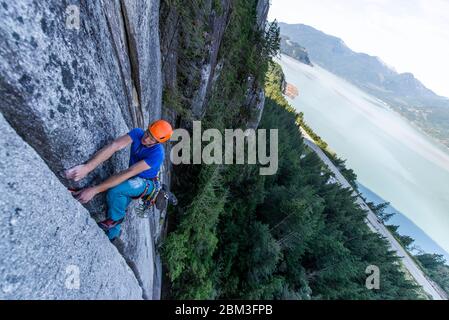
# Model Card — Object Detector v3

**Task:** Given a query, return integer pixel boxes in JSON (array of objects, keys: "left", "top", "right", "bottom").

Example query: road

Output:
[{"left": 300, "top": 128, "right": 447, "bottom": 300}]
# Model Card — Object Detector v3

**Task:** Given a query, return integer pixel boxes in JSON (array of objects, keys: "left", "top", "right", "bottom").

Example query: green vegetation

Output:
[
  {"left": 415, "top": 254, "right": 449, "bottom": 296},
  {"left": 161, "top": 1, "right": 426, "bottom": 299},
  {"left": 280, "top": 35, "right": 312, "bottom": 66},
  {"left": 161, "top": 0, "right": 280, "bottom": 299},
  {"left": 369, "top": 201, "right": 449, "bottom": 297},
  {"left": 387, "top": 223, "right": 449, "bottom": 297},
  {"left": 163, "top": 60, "right": 423, "bottom": 299},
  {"left": 295, "top": 112, "right": 328, "bottom": 150},
  {"left": 295, "top": 107, "right": 358, "bottom": 188},
  {"left": 368, "top": 201, "right": 395, "bottom": 224}
]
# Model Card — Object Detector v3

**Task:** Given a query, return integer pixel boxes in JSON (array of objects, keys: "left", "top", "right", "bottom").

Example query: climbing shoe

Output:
[{"left": 97, "top": 218, "right": 124, "bottom": 232}]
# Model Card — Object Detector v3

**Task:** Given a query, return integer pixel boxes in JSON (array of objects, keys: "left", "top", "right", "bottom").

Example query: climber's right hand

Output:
[
  {"left": 73, "top": 187, "right": 99, "bottom": 204},
  {"left": 65, "top": 164, "right": 90, "bottom": 182}
]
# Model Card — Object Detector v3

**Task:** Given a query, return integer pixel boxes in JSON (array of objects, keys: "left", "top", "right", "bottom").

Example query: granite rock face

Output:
[
  {"left": 190, "top": 0, "right": 232, "bottom": 119},
  {"left": 256, "top": 0, "right": 269, "bottom": 30},
  {"left": 1, "top": 0, "right": 131, "bottom": 212},
  {"left": 245, "top": 81, "right": 266, "bottom": 130},
  {"left": 0, "top": 113, "right": 142, "bottom": 300},
  {"left": 0, "top": 0, "right": 271, "bottom": 300},
  {"left": 0, "top": 0, "right": 162, "bottom": 201},
  {"left": 244, "top": 0, "right": 269, "bottom": 130},
  {"left": 0, "top": 0, "right": 161, "bottom": 299},
  {"left": 120, "top": 0, "right": 162, "bottom": 125}
]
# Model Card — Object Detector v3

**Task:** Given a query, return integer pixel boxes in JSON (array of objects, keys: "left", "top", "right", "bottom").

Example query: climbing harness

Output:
[{"left": 133, "top": 177, "right": 178, "bottom": 218}]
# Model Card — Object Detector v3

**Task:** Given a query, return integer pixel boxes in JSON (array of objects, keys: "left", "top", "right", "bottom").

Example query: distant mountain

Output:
[
  {"left": 280, "top": 36, "right": 313, "bottom": 66},
  {"left": 279, "top": 22, "right": 449, "bottom": 148}
]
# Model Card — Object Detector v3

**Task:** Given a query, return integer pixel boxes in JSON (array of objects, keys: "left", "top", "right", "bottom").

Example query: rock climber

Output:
[{"left": 65, "top": 120, "right": 173, "bottom": 240}]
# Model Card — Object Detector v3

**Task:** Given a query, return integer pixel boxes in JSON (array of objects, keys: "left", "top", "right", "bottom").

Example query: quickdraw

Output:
[
  {"left": 131, "top": 177, "right": 161, "bottom": 201},
  {"left": 141, "top": 177, "right": 162, "bottom": 205}
]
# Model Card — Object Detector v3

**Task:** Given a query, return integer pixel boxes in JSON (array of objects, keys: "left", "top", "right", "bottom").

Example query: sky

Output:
[{"left": 268, "top": 0, "right": 449, "bottom": 98}]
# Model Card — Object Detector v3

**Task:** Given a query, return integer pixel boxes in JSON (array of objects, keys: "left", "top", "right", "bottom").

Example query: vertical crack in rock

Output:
[
  {"left": 102, "top": 1, "right": 134, "bottom": 129},
  {"left": 113, "top": 0, "right": 163, "bottom": 299},
  {"left": 100, "top": 5, "right": 152, "bottom": 297},
  {"left": 118, "top": 0, "right": 144, "bottom": 128},
  {"left": 256, "top": 0, "right": 270, "bottom": 31},
  {"left": 242, "top": 0, "right": 270, "bottom": 130},
  {"left": 160, "top": 2, "right": 179, "bottom": 95},
  {"left": 112, "top": 237, "right": 148, "bottom": 299},
  {"left": 0, "top": 1, "right": 162, "bottom": 299},
  {"left": 0, "top": 113, "right": 143, "bottom": 299},
  {"left": 191, "top": 0, "right": 232, "bottom": 119}
]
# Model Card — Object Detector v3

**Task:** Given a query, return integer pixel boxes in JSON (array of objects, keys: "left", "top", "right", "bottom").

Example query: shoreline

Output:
[{"left": 300, "top": 127, "right": 447, "bottom": 300}]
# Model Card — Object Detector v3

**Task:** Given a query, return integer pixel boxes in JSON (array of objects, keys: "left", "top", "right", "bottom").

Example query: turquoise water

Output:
[
  {"left": 357, "top": 183, "right": 449, "bottom": 263},
  {"left": 278, "top": 54, "right": 449, "bottom": 257}
]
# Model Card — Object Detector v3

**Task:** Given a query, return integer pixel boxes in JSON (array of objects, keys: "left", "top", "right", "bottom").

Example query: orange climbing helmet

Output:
[{"left": 148, "top": 120, "right": 173, "bottom": 143}]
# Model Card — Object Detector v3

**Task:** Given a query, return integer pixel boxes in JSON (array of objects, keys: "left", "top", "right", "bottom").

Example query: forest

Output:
[
  {"left": 159, "top": 0, "right": 445, "bottom": 300},
  {"left": 163, "top": 58, "right": 423, "bottom": 299}
]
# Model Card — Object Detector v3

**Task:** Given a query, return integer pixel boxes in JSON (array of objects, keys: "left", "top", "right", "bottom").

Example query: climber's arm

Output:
[
  {"left": 85, "top": 134, "right": 132, "bottom": 172},
  {"left": 74, "top": 160, "right": 150, "bottom": 204},
  {"left": 94, "top": 161, "right": 150, "bottom": 194},
  {"left": 65, "top": 134, "right": 132, "bottom": 182}
]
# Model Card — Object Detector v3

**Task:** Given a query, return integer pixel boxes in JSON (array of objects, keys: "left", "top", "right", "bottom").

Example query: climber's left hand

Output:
[{"left": 73, "top": 187, "right": 99, "bottom": 204}]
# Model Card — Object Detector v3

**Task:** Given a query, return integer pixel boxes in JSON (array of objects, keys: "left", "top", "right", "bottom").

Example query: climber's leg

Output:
[
  {"left": 105, "top": 177, "right": 153, "bottom": 240},
  {"left": 106, "top": 223, "right": 124, "bottom": 241}
]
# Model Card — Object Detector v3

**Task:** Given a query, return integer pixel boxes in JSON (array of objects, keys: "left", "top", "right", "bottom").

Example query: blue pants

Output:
[{"left": 106, "top": 177, "right": 154, "bottom": 240}]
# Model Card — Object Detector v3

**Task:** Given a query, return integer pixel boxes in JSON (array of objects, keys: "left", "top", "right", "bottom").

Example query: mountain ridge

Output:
[
  {"left": 279, "top": 22, "right": 449, "bottom": 147},
  {"left": 279, "top": 23, "right": 445, "bottom": 99}
]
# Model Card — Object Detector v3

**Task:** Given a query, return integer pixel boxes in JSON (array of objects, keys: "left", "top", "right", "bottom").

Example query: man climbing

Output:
[{"left": 65, "top": 120, "right": 173, "bottom": 240}]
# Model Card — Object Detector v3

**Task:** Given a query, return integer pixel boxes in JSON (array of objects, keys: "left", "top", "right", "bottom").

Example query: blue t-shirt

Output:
[{"left": 128, "top": 128, "right": 164, "bottom": 179}]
